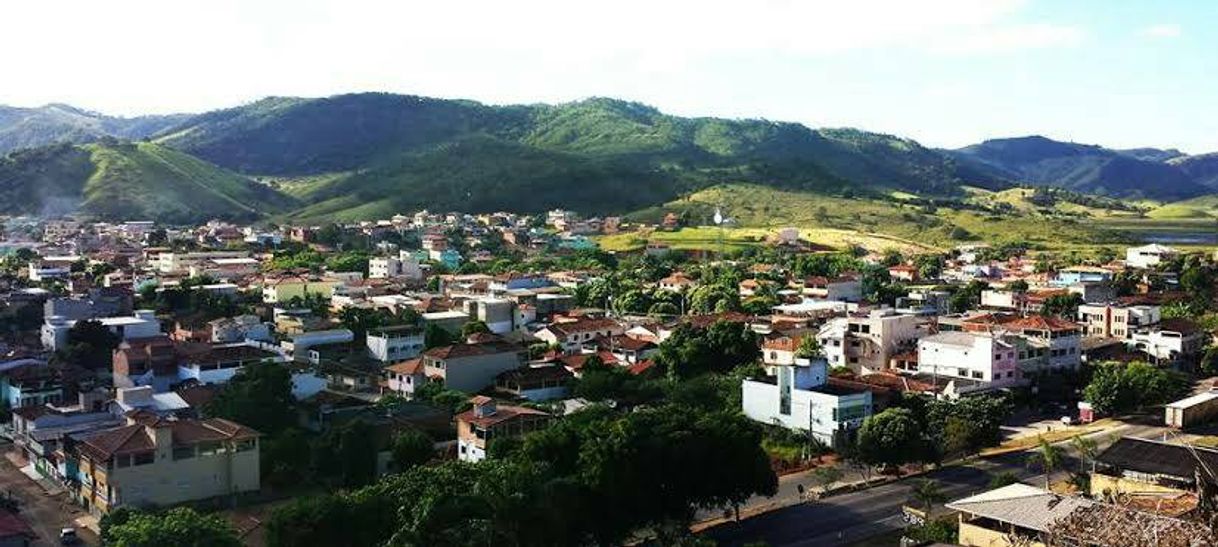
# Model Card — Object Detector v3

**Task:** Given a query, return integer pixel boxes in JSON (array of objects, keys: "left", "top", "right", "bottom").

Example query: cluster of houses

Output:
[{"left": 0, "top": 209, "right": 1212, "bottom": 530}]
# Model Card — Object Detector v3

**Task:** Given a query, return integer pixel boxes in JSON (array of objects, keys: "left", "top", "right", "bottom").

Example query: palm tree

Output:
[
  {"left": 1026, "top": 438, "right": 1067, "bottom": 490},
  {"left": 1071, "top": 435, "right": 1099, "bottom": 474},
  {"left": 910, "top": 479, "right": 946, "bottom": 515}
]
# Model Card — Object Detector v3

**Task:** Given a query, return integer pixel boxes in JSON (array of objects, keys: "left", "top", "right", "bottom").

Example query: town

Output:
[{"left": 0, "top": 208, "right": 1213, "bottom": 546}]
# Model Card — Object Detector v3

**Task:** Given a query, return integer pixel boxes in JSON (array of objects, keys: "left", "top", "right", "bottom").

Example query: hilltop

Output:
[
  {"left": 0, "top": 140, "right": 293, "bottom": 223},
  {"left": 0, "top": 104, "right": 189, "bottom": 154}
]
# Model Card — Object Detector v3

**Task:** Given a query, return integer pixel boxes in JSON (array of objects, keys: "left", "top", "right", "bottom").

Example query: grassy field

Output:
[{"left": 612, "top": 184, "right": 1131, "bottom": 253}]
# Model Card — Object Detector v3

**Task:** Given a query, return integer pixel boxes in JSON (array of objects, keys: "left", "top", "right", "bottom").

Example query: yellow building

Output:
[{"left": 70, "top": 411, "right": 260, "bottom": 515}]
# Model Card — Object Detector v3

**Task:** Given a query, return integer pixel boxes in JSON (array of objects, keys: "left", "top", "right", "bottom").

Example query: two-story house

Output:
[
  {"left": 67, "top": 411, "right": 260, "bottom": 515},
  {"left": 741, "top": 358, "right": 873, "bottom": 450},
  {"left": 421, "top": 341, "right": 525, "bottom": 393},
  {"left": 533, "top": 318, "right": 625, "bottom": 353},
  {"left": 1076, "top": 303, "right": 1160, "bottom": 338},
  {"left": 456, "top": 396, "right": 553, "bottom": 462}
]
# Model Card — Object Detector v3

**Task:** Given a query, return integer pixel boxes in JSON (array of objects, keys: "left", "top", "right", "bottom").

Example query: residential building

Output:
[
  {"left": 261, "top": 276, "right": 338, "bottom": 304},
  {"left": 741, "top": 358, "right": 873, "bottom": 450},
  {"left": 44, "top": 289, "right": 133, "bottom": 321},
  {"left": 494, "top": 366, "right": 573, "bottom": 401},
  {"left": 27, "top": 256, "right": 78, "bottom": 282},
  {"left": 41, "top": 310, "right": 161, "bottom": 351},
  {"left": 421, "top": 341, "right": 526, "bottom": 393},
  {"left": 156, "top": 251, "right": 249, "bottom": 275},
  {"left": 946, "top": 483, "right": 1208, "bottom": 547},
  {"left": 384, "top": 358, "right": 426, "bottom": 398},
  {"left": 1003, "top": 315, "right": 1082, "bottom": 373},
  {"left": 1127, "top": 318, "right": 1206, "bottom": 363},
  {"left": 894, "top": 289, "right": 950, "bottom": 316},
  {"left": 366, "top": 325, "right": 425, "bottom": 363},
  {"left": 208, "top": 315, "right": 272, "bottom": 344},
  {"left": 1051, "top": 266, "right": 1112, "bottom": 287},
  {"left": 0, "top": 362, "right": 68, "bottom": 409},
  {"left": 912, "top": 331, "right": 1021, "bottom": 392},
  {"left": 456, "top": 396, "right": 553, "bottom": 462},
  {"left": 67, "top": 411, "right": 260, "bottom": 515},
  {"left": 462, "top": 297, "right": 516, "bottom": 334},
  {"left": 800, "top": 275, "right": 862, "bottom": 302},
  {"left": 657, "top": 272, "right": 697, "bottom": 292},
  {"left": 534, "top": 318, "right": 626, "bottom": 353},
  {"left": 1077, "top": 303, "right": 1160, "bottom": 338},
  {"left": 1125, "top": 243, "right": 1178, "bottom": 269},
  {"left": 822, "top": 309, "right": 921, "bottom": 375},
  {"left": 187, "top": 257, "right": 261, "bottom": 279},
  {"left": 1090, "top": 436, "right": 1218, "bottom": 500}
]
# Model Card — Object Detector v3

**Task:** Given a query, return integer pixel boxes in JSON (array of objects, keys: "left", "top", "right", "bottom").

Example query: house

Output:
[
  {"left": 582, "top": 335, "right": 658, "bottom": 364},
  {"left": 886, "top": 264, "right": 918, "bottom": 282},
  {"left": 41, "top": 310, "right": 161, "bottom": 351},
  {"left": 462, "top": 297, "right": 516, "bottom": 334},
  {"left": 383, "top": 358, "right": 426, "bottom": 398},
  {"left": 261, "top": 275, "right": 338, "bottom": 304},
  {"left": 1003, "top": 315, "right": 1083, "bottom": 374},
  {"left": 946, "top": 483, "right": 1209, "bottom": 547},
  {"left": 421, "top": 341, "right": 525, "bottom": 393},
  {"left": 0, "top": 362, "right": 72, "bottom": 409},
  {"left": 455, "top": 396, "right": 553, "bottom": 462},
  {"left": 67, "top": 411, "right": 260, "bottom": 515},
  {"left": 208, "top": 315, "right": 272, "bottom": 344},
  {"left": 657, "top": 272, "right": 697, "bottom": 292},
  {"left": 1090, "top": 436, "right": 1218, "bottom": 501},
  {"left": 1076, "top": 303, "right": 1160, "bottom": 338},
  {"left": 1125, "top": 244, "right": 1178, "bottom": 269},
  {"left": 1127, "top": 318, "right": 1206, "bottom": 363},
  {"left": 761, "top": 334, "right": 809, "bottom": 368},
  {"left": 1051, "top": 266, "right": 1112, "bottom": 287},
  {"left": 494, "top": 366, "right": 573, "bottom": 401},
  {"left": 156, "top": 251, "right": 249, "bottom": 275},
  {"left": 911, "top": 331, "right": 1022, "bottom": 393},
  {"left": 27, "top": 256, "right": 78, "bottom": 282},
  {"left": 741, "top": 358, "right": 873, "bottom": 450},
  {"left": 10, "top": 391, "right": 118, "bottom": 482},
  {"left": 188, "top": 257, "right": 261, "bottom": 279},
  {"left": 800, "top": 275, "right": 862, "bottom": 302},
  {"left": 366, "top": 325, "right": 425, "bottom": 363},
  {"left": 894, "top": 289, "right": 951, "bottom": 316},
  {"left": 534, "top": 317, "right": 625, "bottom": 353},
  {"left": 1165, "top": 391, "right": 1218, "bottom": 429}
]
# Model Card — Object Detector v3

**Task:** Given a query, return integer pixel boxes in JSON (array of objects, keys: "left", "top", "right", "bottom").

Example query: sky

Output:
[{"left": 3, "top": 0, "right": 1217, "bottom": 152}]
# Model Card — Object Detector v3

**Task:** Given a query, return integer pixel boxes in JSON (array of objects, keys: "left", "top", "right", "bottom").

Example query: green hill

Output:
[
  {"left": 160, "top": 93, "right": 996, "bottom": 219},
  {"left": 0, "top": 140, "right": 294, "bottom": 222},
  {"left": 0, "top": 104, "right": 189, "bottom": 154}
]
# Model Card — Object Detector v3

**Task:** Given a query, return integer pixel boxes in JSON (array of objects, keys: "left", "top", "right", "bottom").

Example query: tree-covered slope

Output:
[
  {"left": 947, "top": 136, "right": 1205, "bottom": 200},
  {"left": 0, "top": 140, "right": 293, "bottom": 222},
  {"left": 1171, "top": 153, "right": 1218, "bottom": 191},
  {"left": 0, "top": 104, "right": 189, "bottom": 154}
]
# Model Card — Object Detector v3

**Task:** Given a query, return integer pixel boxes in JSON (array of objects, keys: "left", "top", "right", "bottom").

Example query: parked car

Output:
[{"left": 59, "top": 527, "right": 79, "bottom": 545}]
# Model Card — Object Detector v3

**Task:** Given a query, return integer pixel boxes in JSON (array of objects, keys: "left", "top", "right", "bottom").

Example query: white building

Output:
[
  {"left": 1125, "top": 244, "right": 1178, "bottom": 269},
  {"left": 741, "top": 359, "right": 873, "bottom": 449},
  {"left": 913, "top": 331, "right": 1021, "bottom": 388},
  {"left": 1128, "top": 319, "right": 1206, "bottom": 363},
  {"left": 41, "top": 310, "right": 161, "bottom": 351},
  {"left": 819, "top": 309, "right": 921, "bottom": 375},
  {"left": 1077, "top": 303, "right": 1160, "bottom": 339},
  {"left": 157, "top": 251, "right": 249, "bottom": 275},
  {"left": 366, "top": 326, "right": 425, "bottom": 363},
  {"left": 28, "top": 256, "right": 79, "bottom": 282}
]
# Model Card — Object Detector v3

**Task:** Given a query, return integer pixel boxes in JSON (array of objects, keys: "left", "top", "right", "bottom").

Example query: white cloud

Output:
[
  {"left": 1140, "top": 23, "right": 1182, "bottom": 39},
  {"left": 926, "top": 23, "right": 1084, "bottom": 55}
]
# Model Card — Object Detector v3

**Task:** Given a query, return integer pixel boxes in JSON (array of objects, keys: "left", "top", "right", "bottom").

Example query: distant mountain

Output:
[
  {"left": 0, "top": 104, "right": 190, "bottom": 153},
  {"left": 946, "top": 136, "right": 1207, "bottom": 201},
  {"left": 1170, "top": 153, "right": 1218, "bottom": 191},
  {"left": 1118, "top": 147, "right": 1186, "bottom": 163},
  {"left": 0, "top": 140, "right": 293, "bottom": 222}
]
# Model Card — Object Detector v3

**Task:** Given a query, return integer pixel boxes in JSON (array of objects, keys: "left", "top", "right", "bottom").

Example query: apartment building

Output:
[
  {"left": 741, "top": 359, "right": 873, "bottom": 450},
  {"left": 819, "top": 309, "right": 921, "bottom": 375},
  {"left": 1076, "top": 303, "right": 1160, "bottom": 338},
  {"left": 913, "top": 331, "right": 1021, "bottom": 389}
]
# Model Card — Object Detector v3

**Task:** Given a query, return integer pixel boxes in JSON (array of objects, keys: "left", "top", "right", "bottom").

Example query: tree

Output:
[
  {"left": 655, "top": 321, "right": 759, "bottom": 379},
  {"left": 313, "top": 419, "right": 379, "bottom": 488},
  {"left": 1083, "top": 361, "right": 1190, "bottom": 415},
  {"left": 1071, "top": 435, "right": 1099, "bottom": 477},
  {"left": 795, "top": 335, "right": 822, "bottom": 359},
  {"left": 989, "top": 471, "right": 1019, "bottom": 489},
  {"left": 856, "top": 408, "right": 933, "bottom": 472},
  {"left": 688, "top": 284, "right": 740, "bottom": 314},
  {"left": 261, "top": 428, "right": 312, "bottom": 489},
  {"left": 1040, "top": 293, "right": 1083, "bottom": 319},
  {"left": 390, "top": 429, "right": 434, "bottom": 472},
  {"left": 910, "top": 479, "right": 946, "bottom": 514},
  {"left": 1007, "top": 279, "right": 1029, "bottom": 293},
  {"left": 105, "top": 507, "right": 241, "bottom": 547},
  {"left": 206, "top": 363, "right": 296, "bottom": 436},
  {"left": 460, "top": 320, "right": 491, "bottom": 338},
  {"left": 60, "top": 319, "right": 121, "bottom": 370},
  {"left": 1026, "top": 438, "right": 1066, "bottom": 490},
  {"left": 423, "top": 322, "right": 454, "bottom": 349}
]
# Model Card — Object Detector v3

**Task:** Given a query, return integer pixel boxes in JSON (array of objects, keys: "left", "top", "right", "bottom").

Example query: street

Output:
[
  {"left": 703, "top": 417, "right": 1175, "bottom": 546},
  {"left": 0, "top": 442, "right": 97, "bottom": 546}
]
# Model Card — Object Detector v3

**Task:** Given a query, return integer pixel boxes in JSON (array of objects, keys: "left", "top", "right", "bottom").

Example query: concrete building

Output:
[
  {"left": 1127, "top": 318, "right": 1206, "bottom": 363},
  {"left": 534, "top": 318, "right": 625, "bottom": 353},
  {"left": 1125, "top": 244, "right": 1178, "bottom": 269},
  {"left": 27, "top": 256, "right": 78, "bottom": 282},
  {"left": 800, "top": 275, "right": 863, "bottom": 302},
  {"left": 68, "top": 411, "right": 260, "bottom": 515},
  {"left": 1076, "top": 303, "right": 1160, "bottom": 339},
  {"left": 463, "top": 297, "right": 516, "bottom": 334},
  {"left": 819, "top": 309, "right": 921, "bottom": 375},
  {"left": 456, "top": 396, "right": 552, "bottom": 462},
  {"left": 261, "top": 276, "right": 338, "bottom": 304},
  {"left": 741, "top": 358, "right": 873, "bottom": 450},
  {"left": 1003, "top": 315, "right": 1083, "bottom": 374},
  {"left": 41, "top": 310, "right": 161, "bottom": 351},
  {"left": 156, "top": 251, "right": 249, "bottom": 275},
  {"left": 366, "top": 325, "right": 425, "bottom": 363},
  {"left": 421, "top": 341, "right": 525, "bottom": 393},
  {"left": 208, "top": 315, "right": 272, "bottom": 344},
  {"left": 912, "top": 331, "right": 1021, "bottom": 390}
]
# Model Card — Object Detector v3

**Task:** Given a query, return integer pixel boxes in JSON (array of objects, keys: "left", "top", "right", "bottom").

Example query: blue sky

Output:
[{"left": 3, "top": 0, "right": 1215, "bottom": 152}]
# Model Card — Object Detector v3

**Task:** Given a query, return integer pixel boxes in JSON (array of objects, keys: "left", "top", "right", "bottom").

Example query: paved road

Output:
[
  {"left": 705, "top": 419, "right": 1173, "bottom": 547},
  {"left": 0, "top": 443, "right": 97, "bottom": 546}
]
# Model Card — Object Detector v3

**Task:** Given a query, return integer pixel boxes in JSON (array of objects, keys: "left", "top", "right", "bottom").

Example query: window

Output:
[
  {"left": 133, "top": 451, "right": 154, "bottom": 466},
  {"left": 971, "top": 371, "right": 983, "bottom": 379},
  {"left": 957, "top": 368, "right": 968, "bottom": 377}
]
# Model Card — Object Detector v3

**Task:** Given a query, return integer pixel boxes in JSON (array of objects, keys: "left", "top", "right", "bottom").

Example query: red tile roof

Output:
[
  {"left": 456, "top": 404, "right": 550, "bottom": 428},
  {"left": 1003, "top": 315, "right": 1080, "bottom": 332},
  {"left": 385, "top": 358, "right": 424, "bottom": 375}
]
